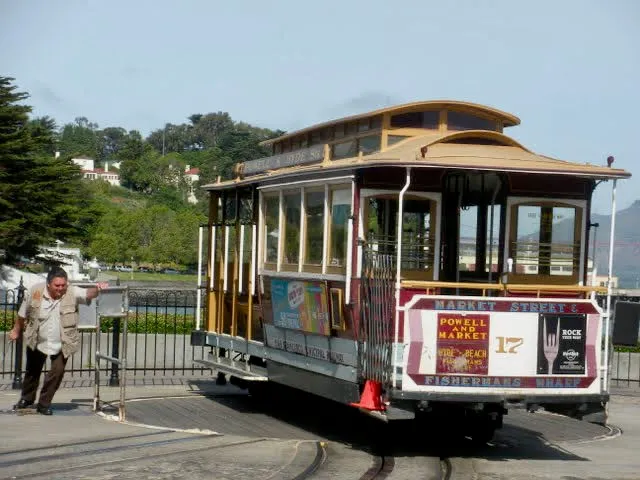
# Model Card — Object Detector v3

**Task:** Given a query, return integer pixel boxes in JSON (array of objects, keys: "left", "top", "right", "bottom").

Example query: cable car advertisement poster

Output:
[
  {"left": 400, "top": 295, "right": 601, "bottom": 393},
  {"left": 537, "top": 314, "right": 586, "bottom": 375},
  {"left": 270, "top": 278, "right": 330, "bottom": 335},
  {"left": 436, "top": 313, "right": 490, "bottom": 375}
]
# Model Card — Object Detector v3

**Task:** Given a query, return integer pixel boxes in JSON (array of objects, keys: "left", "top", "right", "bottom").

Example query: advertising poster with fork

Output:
[{"left": 537, "top": 314, "right": 586, "bottom": 375}]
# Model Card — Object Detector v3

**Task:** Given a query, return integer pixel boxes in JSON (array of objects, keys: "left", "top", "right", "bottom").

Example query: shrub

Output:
[
  {"left": 0, "top": 310, "right": 196, "bottom": 335},
  {"left": 98, "top": 313, "right": 196, "bottom": 334}
]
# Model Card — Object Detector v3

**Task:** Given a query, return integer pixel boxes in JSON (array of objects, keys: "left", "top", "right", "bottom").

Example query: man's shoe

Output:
[
  {"left": 14, "top": 399, "right": 34, "bottom": 409},
  {"left": 36, "top": 404, "right": 52, "bottom": 415}
]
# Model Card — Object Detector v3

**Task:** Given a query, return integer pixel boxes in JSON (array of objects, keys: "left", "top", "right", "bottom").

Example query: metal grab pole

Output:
[
  {"left": 591, "top": 223, "right": 599, "bottom": 287},
  {"left": 109, "top": 318, "right": 121, "bottom": 386},
  {"left": 12, "top": 279, "right": 26, "bottom": 389},
  {"left": 196, "top": 225, "right": 204, "bottom": 330},
  {"left": 119, "top": 309, "right": 128, "bottom": 421},
  {"left": 93, "top": 315, "right": 100, "bottom": 411},
  {"left": 603, "top": 179, "right": 617, "bottom": 390},
  {"left": 345, "top": 178, "right": 355, "bottom": 305},
  {"left": 392, "top": 167, "right": 411, "bottom": 388},
  {"left": 487, "top": 182, "right": 499, "bottom": 284}
]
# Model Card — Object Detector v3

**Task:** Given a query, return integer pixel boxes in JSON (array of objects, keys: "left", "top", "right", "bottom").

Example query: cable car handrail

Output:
[
  {"left": 401, "top": 280, "right": 502, "bottom": 296},
  {"left": 401, "top": 279, "right": 608, "bottom": 297},
  {"left": 500, "top": 283, "right": 607, "bottom": 294}
]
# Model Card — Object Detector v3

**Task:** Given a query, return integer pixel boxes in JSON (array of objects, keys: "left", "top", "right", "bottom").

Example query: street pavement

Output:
[{"left": 0, "top": 377, "right": 639, "bottom": 479}]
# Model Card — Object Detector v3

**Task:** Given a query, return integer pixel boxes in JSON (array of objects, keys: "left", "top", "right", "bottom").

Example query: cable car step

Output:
[{"left": 194, "top": 357, "right": 268, "bottom": 381}]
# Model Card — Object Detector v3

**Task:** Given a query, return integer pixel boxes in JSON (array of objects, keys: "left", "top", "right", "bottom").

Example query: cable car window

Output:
[
  {"left": 305, "top": 190, "right": 324, "bottom": 266},
  {"left": 387, "top": 135, "right": 410, "bottom": 147},
  {"left": 329, "top": 188, "right": 350, "bottom": 268},
  {"left": 332, "top": 140, "right": 357, "bottom": 160},
  {"left": 447, "top": 111, "right": 496, "bottom": 131},
  {"left": 283, "top": 191, "right": 301, "bottom": 266},
  {"left": 264, "top": 194, "right": 280, "bottom": 264},
  {"left": 390, "top": 111, "right": 439, "bottom": 129},
  {"left": 512, "top": 205, "right": 578, "bottom": 276},
  {"left": 359, "top": 135, "right": 381, "bottom": 155}
]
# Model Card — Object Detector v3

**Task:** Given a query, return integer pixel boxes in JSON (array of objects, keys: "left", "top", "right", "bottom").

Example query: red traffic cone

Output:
[{"left": 350, "top": 380, "right": 385, "bottom": 411}]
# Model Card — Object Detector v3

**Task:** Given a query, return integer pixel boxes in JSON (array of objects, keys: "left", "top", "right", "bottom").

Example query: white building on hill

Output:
[
  {"left": 71, "top": 155, "right": 121, "bottom": 186},
  {"left": 184, "top": 165, "right": 200, "bottom": 203}
]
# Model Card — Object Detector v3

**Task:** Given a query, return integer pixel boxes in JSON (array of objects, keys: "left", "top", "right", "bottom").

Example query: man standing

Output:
[{"left": 8, "top": 266, "right": 106, "bottom": 415}]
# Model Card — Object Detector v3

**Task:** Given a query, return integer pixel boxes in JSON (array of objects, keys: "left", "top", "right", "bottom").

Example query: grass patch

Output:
[
  {"left": 108, "top": 271, "right": 198, "bottom": 283},
  {"left": 101, "top": 314, "right": 196, "bottom": 334},
  {"left": 614, "top": 345, "right": 640, "bottom": 353},
  {"left": 0, "top": 311, "right": 196, "bottom": 334}
]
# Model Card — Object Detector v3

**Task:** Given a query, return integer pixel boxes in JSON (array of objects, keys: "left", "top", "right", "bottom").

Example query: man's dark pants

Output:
[{"left": 21, "top": 347, "right": 68, "bottom": 407}]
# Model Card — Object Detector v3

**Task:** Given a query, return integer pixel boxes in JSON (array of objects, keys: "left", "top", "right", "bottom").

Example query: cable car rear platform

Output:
[
  {"left": 191, "top": 330, "right": 268, "bottom": 379},
  {"left": 194, "top": 355, "right": 268, "bottom": 382}
]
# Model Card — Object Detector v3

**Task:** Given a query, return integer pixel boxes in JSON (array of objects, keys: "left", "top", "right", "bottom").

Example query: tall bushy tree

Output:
[
  {"left": 57, "top": 116, "right": 98, "bottom": 158},
  {"left": 0, "top": 76, "right": 33, "bottom": 260},
  {"left": 0, "top": 76, "right": 99, "bottom": 262},
  {"left": 85, "top": 202, "right": 205, "bottom": 266},
  {"left": 27, "top": 116, "right": 58, "bottom": 156}
]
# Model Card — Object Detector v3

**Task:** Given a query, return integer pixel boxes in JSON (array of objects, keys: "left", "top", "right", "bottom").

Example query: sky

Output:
[{"left": 1, "top": 0, "right": 638, "bottom": 215}]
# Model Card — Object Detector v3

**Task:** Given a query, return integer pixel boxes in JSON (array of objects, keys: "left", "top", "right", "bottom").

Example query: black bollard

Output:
[
  {"left": 12, "top": 278, "right": 26, "bottom": 390},
  {"left": 109, "top": 318, "right": 120, "bottom": 386}
]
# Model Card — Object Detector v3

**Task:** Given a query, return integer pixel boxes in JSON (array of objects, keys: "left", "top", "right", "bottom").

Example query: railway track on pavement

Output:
[
  {"left": 1, "top": 384, "right": 621, "bottom": 479},
  {"left": 0, "top": 432, "right": 451, "bottom": 480},
  {"left": 289, "top": 440, "right": 455, "bottom": 479}
]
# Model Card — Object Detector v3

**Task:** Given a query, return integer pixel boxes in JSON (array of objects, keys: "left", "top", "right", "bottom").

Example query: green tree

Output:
[
  {"left": 118, "top": 130, "right": 146, "bottom": 162},
  {"left": 58, "top": 116, "right": 99, "bottom": 158},
  {"left": 0, "top": 76, "right": 100, "bottom": 262},
  {"left": 27, "top": 116, "right": 58, "bottom": 156},
  {"left": 85, "top": 209, "right": 133, "bottom": 263},
  {"left": 86, "top": 199, "right": 205, "bottom": 266},
  {"left": 96, "top": 126, "right": 127, "bottom": 164},
  {"left": 119, "top": 143, "right": 159, "bottom": 192}
]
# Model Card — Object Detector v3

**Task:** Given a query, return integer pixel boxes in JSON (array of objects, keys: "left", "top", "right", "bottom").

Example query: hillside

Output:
[
  {"left": 591, "top": 199, "right": 640, "bottom": 288},
  {"left": 521, "top": 200, "right": 640, "bottom": 287}
]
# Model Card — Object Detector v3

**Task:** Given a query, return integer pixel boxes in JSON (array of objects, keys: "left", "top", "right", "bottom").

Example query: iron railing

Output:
[
  {"left": 358, "top": 250, "right": 395, "bottom": 388},
  {"left": 2, "top": 282, "right": 639, "bottom": 388},
  {"left": 595, "top": 294, "right": 640, "bottom": 388},
  {"left": 1, "top": 286, "right": 212, "bottom": 385}
]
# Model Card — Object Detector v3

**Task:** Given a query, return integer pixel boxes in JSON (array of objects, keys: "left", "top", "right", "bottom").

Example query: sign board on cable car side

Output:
[
  {"left": 242, "top": 144, "right": 325, "bottom": 175},
  {"left": 400, "top": 295, "right": 602, "bottom": 394}
]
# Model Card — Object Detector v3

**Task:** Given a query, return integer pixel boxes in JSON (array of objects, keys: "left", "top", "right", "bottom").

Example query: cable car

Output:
[{"left": 191, "top": 100, "right": 630, "bottom": 442}]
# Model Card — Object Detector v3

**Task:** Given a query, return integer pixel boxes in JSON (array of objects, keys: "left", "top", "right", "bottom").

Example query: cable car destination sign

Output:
[
  {"left": 401, "top": 295, "right": 601, "bottom": 393},
  {"left": 241, "top": 144, "right": 325, "bottom": 175}
]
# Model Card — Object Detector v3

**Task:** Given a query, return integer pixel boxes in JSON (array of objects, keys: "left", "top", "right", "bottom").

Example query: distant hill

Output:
[
  {"left": 591, "top": 199, "right": 640, "bottom": 288},
  {"left": 520, "top": 199, "right": 640, "bottom": 287}
]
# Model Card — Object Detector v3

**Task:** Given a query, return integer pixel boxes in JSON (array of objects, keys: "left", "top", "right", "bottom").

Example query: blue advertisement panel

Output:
[{"left": 270, "top": 278, "right": 330, "bottom": 335}]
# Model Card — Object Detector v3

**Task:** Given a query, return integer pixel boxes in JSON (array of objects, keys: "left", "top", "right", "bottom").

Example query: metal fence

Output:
[
  {"left": 1, "top": 283, "right": 639, "bottom": 388},
  {"left": 359, "top": 251, "right": 395, "bottom": 388},
  {"left": 596, "top": 294, "right": 640, "bottom": 388},
  {"left": 1, "top": 285, "right": 212, "bottom": 386}
]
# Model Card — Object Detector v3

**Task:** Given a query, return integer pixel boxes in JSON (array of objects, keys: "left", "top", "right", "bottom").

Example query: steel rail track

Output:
[
  {"left": 358, "top": 455, "right": 395, "bottom": 479},
  {"left": 0, "top": 430, "right": 167, "bottom": 457},
  {"left": 1, "top": 437, "right": 269, "bottom": 479},
  {"left": 440, "top": 457, "right": 453, "bottom": 480},
  {"left": 287, "top": 441, "right": 460, "bottom": 479},
  {"left": 286, "top": 440, "right": 396, "bottom": 480}
]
